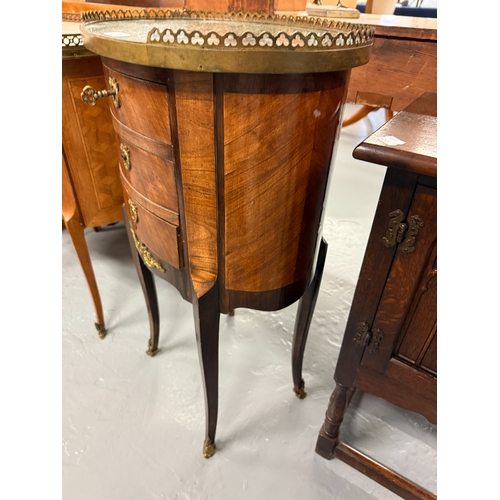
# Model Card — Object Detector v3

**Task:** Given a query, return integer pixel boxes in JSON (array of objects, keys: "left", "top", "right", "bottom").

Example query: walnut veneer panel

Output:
[
  {"left": 222, "top": 74, "right": 347, "bottom": 292},
  {"left": 124, "top": 188, "right": 182, "bottom": 269},
  {"left": 119, "top": 138, "right": 179, "bottom": 214},
  {"left": 174, "top": 71, "right": 218, "bottom": 295},
  {"left": 103, "top": 66, "right": 171, "bottom": 146},
  {"left": 62, "top": 58, "right": 122, "bottom": 227}
]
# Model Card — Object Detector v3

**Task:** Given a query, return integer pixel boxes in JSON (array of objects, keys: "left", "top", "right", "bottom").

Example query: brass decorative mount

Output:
[
  {"left": 130, "top": 229, "right": 166, "bottom": 273},
  {"left": 146, "top": 339, "right": 159, "bottom": 357},
  {"left": 120, "top": 144, "right": 131, "bottom": 171},
  {"left": 128, "top": 199, "right": 139, "bottom": 223},
  {"left": 203, "top": 438, "right": 216, "bottom": 458},
  {"left": 294, "top": 379, "right": 307, "bottom": 399},
  {"left": 94, "top": 322, "right": 107, "bottom": 339},
  {"left": 81, "top": 9, "right": 375, "bottom": 51}
]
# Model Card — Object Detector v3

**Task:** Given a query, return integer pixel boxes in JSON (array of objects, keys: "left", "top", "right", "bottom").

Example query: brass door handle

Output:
[{"left": 81, "top": 77, "right": 120, "bottom": 108}]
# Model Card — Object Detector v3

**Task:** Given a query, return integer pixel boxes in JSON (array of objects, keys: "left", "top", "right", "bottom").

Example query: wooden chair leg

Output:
[
  {"left": 122, "top": 206, "right": 160, "bottom": 357},
  {"left": 342, "top": 105, "right": 375, "bottom": 128},
  {"left": 292, "top": 238, "right": 328, "bottom": 398},
  {"left": 193, "top": 284, "right": 220, "bottom": 458},
  {"left": 64, "top": 215, "right": 106, "bottom": 339}
]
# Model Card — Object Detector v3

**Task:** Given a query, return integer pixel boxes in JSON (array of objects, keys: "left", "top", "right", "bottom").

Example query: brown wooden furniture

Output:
[
  {"left": 315, "top": 92, "right": 437, "bottom": 500},
  {"left": 63, "top": 0, "right": 306, "bottom": 13},
  {"left": 341, "top": 12, "right": 436, "bottom": 127},
  {"left": 62, "top": 20, "right": 123, "bottom": 338},
  {"left": 79, "top": 10, "right": 374, "bottom": 458},
  {"left": 62, "top": 3, "right": 436, "bottom": 118}
]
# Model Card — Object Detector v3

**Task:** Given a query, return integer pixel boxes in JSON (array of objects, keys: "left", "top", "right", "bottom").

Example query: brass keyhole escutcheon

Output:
[
  {"left": 120, "top": 144, "right": 131, "bottom": 170},
  {"left": 81, "top": 77, "right": 120, "bottom": 108}
]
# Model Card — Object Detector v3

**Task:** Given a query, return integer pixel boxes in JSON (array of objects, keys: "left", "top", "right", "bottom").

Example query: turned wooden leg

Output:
[
  {"left": 122, "top": 206, "right": 160, "bottom": 357},
  {"left": 64, "top": 215, "right": 106, "bottom": 339},
  {"left": 292, "top": 238, "right": 328, "bottom": 398},
  {"left": 315, "top": 382, "right": 355, "bottom": 459},
  {"left": 193, "top": 284, "right": 220, "bottom": 458}
]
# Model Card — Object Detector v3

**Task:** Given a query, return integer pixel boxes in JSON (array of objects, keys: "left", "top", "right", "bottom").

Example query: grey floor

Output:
[{"left": 62, "top": 104, "right": 437, "bottom": 500}]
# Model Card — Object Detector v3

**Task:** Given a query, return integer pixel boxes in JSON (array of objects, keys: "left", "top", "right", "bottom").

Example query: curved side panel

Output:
[{"left": 219, "top": 72, "right": 349, "bottom": 294}]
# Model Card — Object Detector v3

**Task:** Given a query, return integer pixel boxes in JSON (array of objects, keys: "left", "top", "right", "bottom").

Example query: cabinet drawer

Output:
[
  {"left": 124, "top": 189, "right": 183, "bottom": 270},
  {"left": 119, "top": 138, "right": 179, "bottom": 215},
  {"left": 103, "top": 65, "right": 171, "bottom": 145}
]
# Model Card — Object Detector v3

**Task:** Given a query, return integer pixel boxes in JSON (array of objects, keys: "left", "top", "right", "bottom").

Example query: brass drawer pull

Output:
[
  {"left": 130, "top": 229, "right": 165, "bottom": 272},
  {"left": 120, "top": 144, "right": 131, "bottom": 170},
  {"left": 128, "top": 199, "right": 138, "bottom": 223},
  {"left": 81, "top": 77, "right": 120, "bottom": 108}
]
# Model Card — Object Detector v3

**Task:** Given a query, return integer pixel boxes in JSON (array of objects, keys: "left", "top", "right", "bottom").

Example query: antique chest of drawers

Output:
[{"left": 79, "top": 9, "right": 374, "bottom": 457}]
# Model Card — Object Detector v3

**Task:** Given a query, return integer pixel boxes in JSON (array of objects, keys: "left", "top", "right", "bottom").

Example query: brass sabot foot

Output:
[
  {"left": 228, "top": 310, "right": 235, "bottom": 317},
  {"left": 95, "top": 322, "right": 107, "bottom": 339},
  {"left": 293, "top": 380, "right": 307, "bottom": 399},
  {"left": 203, "top": 438, "right": 216, "bottom": 458},
  {"left": 146, "top": 340, "right": 159, "bottom": 357}
]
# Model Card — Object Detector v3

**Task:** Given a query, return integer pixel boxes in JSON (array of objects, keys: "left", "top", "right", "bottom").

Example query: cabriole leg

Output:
[
  {"left": 193, "top": 284, "right": 220, "bottom": 458},
  {"left": 292, "top": 238, "right": 328, "bottom": 398},
  {"left": 64, "top": 215, "right": 106, "bottom": 339},
  {"left": 123, "top": 206, "right": 160, "bottom": 356}
]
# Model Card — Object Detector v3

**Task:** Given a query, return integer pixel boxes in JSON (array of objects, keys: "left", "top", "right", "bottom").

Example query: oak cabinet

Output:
[{"left": 316, "top": 92, "right": 437, "bottom": 500}]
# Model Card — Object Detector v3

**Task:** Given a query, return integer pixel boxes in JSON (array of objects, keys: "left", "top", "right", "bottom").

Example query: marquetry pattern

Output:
[{"left": 68, "top": 76, "right": 122, "bottom": 213}]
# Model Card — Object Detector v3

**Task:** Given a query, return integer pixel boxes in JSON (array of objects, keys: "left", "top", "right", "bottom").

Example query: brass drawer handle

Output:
[
  {"left": 120, "top": 144, "right": 131, "bottom": 170},
  {"left": 128, "top": 199, "right": 138, "bottom": 223},
  {"left": 81, "top": 77, "right": 120, "bottom": 108},
  {"left": 130, "top": 229, "right": 165, "bottom": 273}
]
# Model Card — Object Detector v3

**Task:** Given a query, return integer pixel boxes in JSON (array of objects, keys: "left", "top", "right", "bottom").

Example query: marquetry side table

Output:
[
  {"left": 62, "top": 19, "right": 123, "bottom": 338},
  {"left": 316, "top": 92, "right": 437, "bottom": 500},
  {"left": 80, "top": 9, "right": 374, "bottom": 457}
]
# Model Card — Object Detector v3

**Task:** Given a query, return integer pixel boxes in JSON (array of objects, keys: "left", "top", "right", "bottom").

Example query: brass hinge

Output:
[
  {"left": 383, "top": 209, "right": 424, "bottom": 254},
  {"left": 353, "top": 322, "right": 384, "bottom": 354}
]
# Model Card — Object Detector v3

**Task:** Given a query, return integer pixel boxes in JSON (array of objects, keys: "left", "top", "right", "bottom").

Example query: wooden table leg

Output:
[
  {"left": 291, "top": 237, "right": 328, "bottom": 399},
  {"left": 122, "top": 206, "right": 160, "bottom": 357},
  {"left": 64, "top": 214, "right": 106, "bottom": 339},
  {"left": 193, "top": 283, "right": 220, "bottom": 458}
]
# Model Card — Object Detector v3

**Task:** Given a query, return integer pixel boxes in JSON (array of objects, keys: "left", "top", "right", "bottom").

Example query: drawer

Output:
[
  {"left": 124, "top": 188, "right": 183, "bottom": 270},
  {"left": 103, "top": 65, "right": 171, "bottom": 145},
  {"left": 119, "top": 138, "right": 179, "bottom": 215}
]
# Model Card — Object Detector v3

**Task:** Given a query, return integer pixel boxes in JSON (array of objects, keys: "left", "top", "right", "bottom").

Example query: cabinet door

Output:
[
  {"left": 355, "top": 184, "right": 437, "bottom": 422},
  {"left": 361, "top": 184, "right": 436, "bottom": 372}
]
